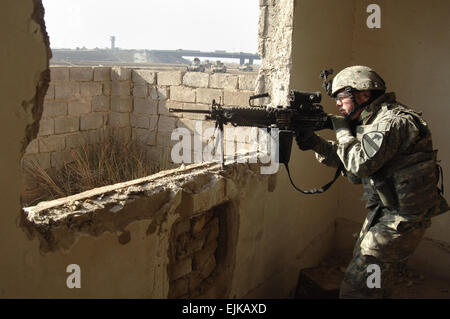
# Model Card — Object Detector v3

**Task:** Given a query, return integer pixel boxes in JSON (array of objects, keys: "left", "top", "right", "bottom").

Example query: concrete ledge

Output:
[{"left": 22, "top": 158, "right": 268, "bottom": 253}]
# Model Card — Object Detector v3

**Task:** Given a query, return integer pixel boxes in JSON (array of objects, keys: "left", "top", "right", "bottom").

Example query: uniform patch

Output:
[{"left": 362, "top": 132, "right": 384, "bottom": 158}]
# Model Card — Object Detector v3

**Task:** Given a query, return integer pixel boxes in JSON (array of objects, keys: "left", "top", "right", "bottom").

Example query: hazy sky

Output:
[{"left": 42, "top": 0, "right": 260, "bottom": 53}]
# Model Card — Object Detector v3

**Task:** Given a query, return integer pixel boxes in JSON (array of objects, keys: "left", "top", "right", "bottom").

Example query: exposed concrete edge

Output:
[
  {"left": 21, "top": 156, "right": 272, "bottom": 253},
  {"left": 22, "top": 0, "right": 51, "bottom": 154},
  {"left": 23, "top": 161, "right": 218, "bottom": 214}
]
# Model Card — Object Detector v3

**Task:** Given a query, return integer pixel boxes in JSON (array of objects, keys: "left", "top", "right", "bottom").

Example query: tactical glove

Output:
[
  {"left": 329, "top": 115, "right": 352, "bottom": 141},
  {"left": 295, "top": 130, "right": 320, "bottom": 151}
]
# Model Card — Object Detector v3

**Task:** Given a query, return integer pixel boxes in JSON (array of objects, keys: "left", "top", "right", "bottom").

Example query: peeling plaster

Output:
[{"left": 22, "top": 0, "right": 51, "bottom": 154}]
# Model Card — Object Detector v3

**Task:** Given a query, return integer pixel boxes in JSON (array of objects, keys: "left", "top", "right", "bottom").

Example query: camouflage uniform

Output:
[{"left": 312, "top": 73, "right": 449, "bottom": 298}]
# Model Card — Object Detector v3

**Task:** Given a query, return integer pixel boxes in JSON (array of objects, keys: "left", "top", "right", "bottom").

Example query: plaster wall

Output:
[
  {"left": 349, "top": 0, "right": 450, "bottom": 278},
  {"left": 0, "top": 0, "right": 52, "bottom": 297}
]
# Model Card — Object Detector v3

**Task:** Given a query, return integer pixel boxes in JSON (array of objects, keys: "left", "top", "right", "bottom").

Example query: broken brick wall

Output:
[{"left": 23, "top": 66, "right": 259, "bottom": 170}]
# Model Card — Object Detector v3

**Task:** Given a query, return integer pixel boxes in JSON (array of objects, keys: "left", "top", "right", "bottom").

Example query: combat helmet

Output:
[{"left": 331, "top": 65, "right": 386, "bottom": 97}]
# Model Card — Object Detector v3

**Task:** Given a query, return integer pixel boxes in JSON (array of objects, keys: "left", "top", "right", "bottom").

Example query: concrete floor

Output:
[{"left": 319, "top": 251, "right": 450, "bottom": 299}]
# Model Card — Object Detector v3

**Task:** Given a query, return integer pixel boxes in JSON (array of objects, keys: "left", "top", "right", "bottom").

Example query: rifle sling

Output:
[{"left": 283, "top": 163, "right": 342, "bottom": 194}]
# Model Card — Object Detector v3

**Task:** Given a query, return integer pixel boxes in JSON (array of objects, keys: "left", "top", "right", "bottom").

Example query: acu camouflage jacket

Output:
[{"left": 313, "top": 92, "right": 449, "bottom": 217}]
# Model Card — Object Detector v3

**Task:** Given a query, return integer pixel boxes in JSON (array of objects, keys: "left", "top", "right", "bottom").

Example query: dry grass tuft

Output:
[{"left": 22, "top": 134, "right": 166, "bottom": 206}]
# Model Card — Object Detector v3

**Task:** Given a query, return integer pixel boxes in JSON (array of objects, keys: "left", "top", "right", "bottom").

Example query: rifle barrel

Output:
[{"left": 169, "top": 108, "right": 211, "bottom": 114}]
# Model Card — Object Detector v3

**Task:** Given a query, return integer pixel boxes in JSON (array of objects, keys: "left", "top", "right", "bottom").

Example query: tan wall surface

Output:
[
  {"left": 350, "top": 0, "right": 450, "bottom": 243},
  {"left": 0, "top": 0, "right": 52, "bottom": 297}
]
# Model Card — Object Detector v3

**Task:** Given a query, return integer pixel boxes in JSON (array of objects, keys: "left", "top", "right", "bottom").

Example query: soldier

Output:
[{"left": 296, "top": 65, "right": 449, "bottom": 298}]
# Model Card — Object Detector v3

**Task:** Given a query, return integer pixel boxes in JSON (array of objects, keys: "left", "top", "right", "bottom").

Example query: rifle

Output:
[{"left": 169, "top": 90, "right": 341, "bottom": 194}]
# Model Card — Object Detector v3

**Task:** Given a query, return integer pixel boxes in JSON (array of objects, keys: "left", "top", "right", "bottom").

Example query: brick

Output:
[
  {"left": 176, "top": 118, "right": 197, "bottom": 131},
  {"left": 25, "top": 139, "right": 39, "bottom": 154},
  {"left": 39, "top": 135, "right": 65, "bottom": 152},
  {"left": 183, "top": 72, "right": 209, "bottom": 88},
  {"left": 132, "top": 69, "right": 156, "bottom": 84},
  {"left": 196, "top": 88, "right": 223, "bottom": 104},
  {"left": 187, "top": 237, "right": 206, "bottom": 255},
  {"left": 130, "top": 114, "right": 150, "bottom": 129},
  {"left": 112, "top": 81, "right": 131, "bottom": 96},
  {"left": 206, "top": 218, "right": 219, "bottom": 243},
  {"left": 171, "top": 86, "right": 196, "bottom": 103},
  {"left": 92, "top": 96, "right": 110, "bottom": 112},
  {"left": 111, "top": 96, "right": 132, "bottom": 112},
  {"left": 70, "top": 67, "right": 93, "bottom": 81},
  {"left": 132, "top": 84, "right": 148, "bottom": 98},
  {"left": 65, "top": 133, "right": 86, "bottom": 149},
  {"left": 150, "top": 116, "right": 158, "bottom": 131},
  {"left": 110, "top": 127, "right": 131, "bottom": 143},
  {"left": 170, "top": 257, "right": 192, "bottom": 281},
  {"left": 22, "top": 153, "right": 51, "bottom": 170},
  {"left": 238, "top": 74, "right": 257, "bottom": 91},
  {"left": 55, "top": 82, "right": 80, "bottom": 99},
  {"left": 81, "top": 113, "right": 104, "bottom": 131},
  {"left": 102, "top": 82, "right": 112, "bottom": 95},
  {"left": 209, "top": 73, "right": 238, "bottom": 89},
  {"left": 50, "top": 151, "right": 75, "bottom": 169},
  {"left": 223, "top": 90, "right": 254, "bottom": 106},
  {"left": 191, "top": 214, "right": 206, "bottom": 235},
  {"left": 157, "top": 71, "right": 183, "bottom": 86},
  {"left": 50, "top": 67, "right": 69, "bottom": 82},
  {"left": 37, "top": 118, "right": 54, "bottom": 136},
  {"left": 93, "top": 67, "right": 111, "bottom": 81},
  {"left": 151, "top": 87, "right": 169, "bottom": 100},
  {"left": 158, "top": 99, "right": 170, "bottom": 115},
  {"left": 42, "top": 101, "right": 67, "bottom": 118},
  {"left": 134, "top": 97, "right": 157, "bottom": 115},
  {"left": 80, "top": 82, "right": 103, "bottom": 96},
  {"left": 193, "top": 240, "right": 218, "bottom": 271},
  {"left": 195, "top": 254, "right": 216, "bottom": 279},
  {"left": 45, "top": 84, "right": 55, "bottom": 100},
  {"left": 156, "top": 132, "right": 177, "bottom": 148},
  {"left": 133, "top": 128, "right": 156, "bottom": 145},
  {"left": 111, "top": 67, "right": 132, "bottom": 81},
  {"left": 68, "top": 101, "right": 91, "bottom": 115},
  {"left": 108, "top": 112, "right": 130, "bottom": 128},
  {"left": 158, "top": 116, "right": 176, "bottom": 133},
  {"left": 55, "top": 116, "right": 79, "bottom": 134}
]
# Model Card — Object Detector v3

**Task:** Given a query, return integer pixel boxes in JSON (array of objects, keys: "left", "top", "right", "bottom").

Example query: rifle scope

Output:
[{"left": 289, "top": 90, "right": 321, "bottom": 107}]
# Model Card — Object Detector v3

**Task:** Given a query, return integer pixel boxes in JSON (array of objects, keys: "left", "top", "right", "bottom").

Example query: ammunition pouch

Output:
[
  {"left": 391, "top": 158, "right": 439, "bottom": 214},
  {"left": 367, "top": 151, "right": 448, "bottom": 215}
]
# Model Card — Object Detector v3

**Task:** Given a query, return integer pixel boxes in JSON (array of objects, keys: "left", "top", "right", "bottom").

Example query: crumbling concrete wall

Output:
[
  {"left": 256, "top": 0, "right": 294, "bottom": 105},
  {"left": 21, "top": 160, "right": 267, "bottom": 298},
  {"left": 0, "top": 0, "right": 51, "bottom": 297}
]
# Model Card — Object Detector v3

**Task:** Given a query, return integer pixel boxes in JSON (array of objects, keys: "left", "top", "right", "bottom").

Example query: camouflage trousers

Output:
[{"left": 339, "top": 204, "right": 432, "bottom": 299}]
